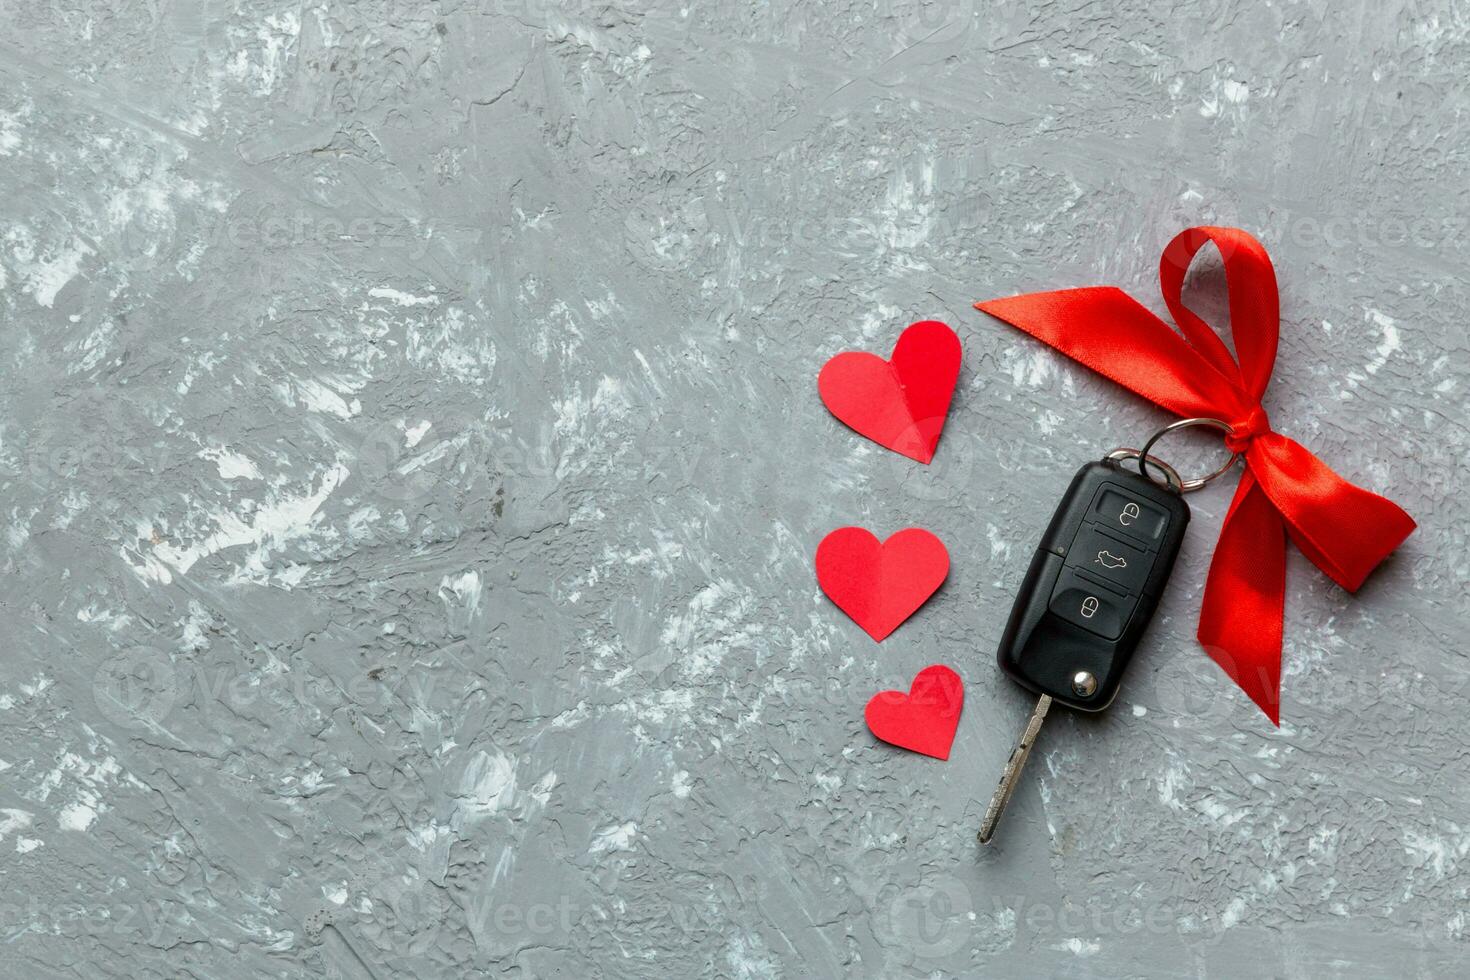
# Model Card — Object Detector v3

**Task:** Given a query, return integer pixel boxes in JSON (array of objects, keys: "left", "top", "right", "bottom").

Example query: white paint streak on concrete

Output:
[
  {"left": 127, "top": 463, "right": 349, "bottom": 583},
  {"left": 589, "top": 820, "right": 638, "bottom": 856},
  {"left": 0, "top": 808, "right": 34, "bottom": 840},
  {"left": 369, "top": 286, "right": 441, "bottom": 307},
  {"left": 198, "top": 446, "right": 263, "bottom": 480}
]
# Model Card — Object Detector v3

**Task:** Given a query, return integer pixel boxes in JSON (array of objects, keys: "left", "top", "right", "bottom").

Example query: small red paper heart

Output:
[
  {"left": 818, "top": 320, "right": 961, "bottom": 464},
  {"left": 815, "top": 527, "right": 949, "bottom": 641},
  {"left": 865, "top": 665, "right": 964, "bottom": 760}
]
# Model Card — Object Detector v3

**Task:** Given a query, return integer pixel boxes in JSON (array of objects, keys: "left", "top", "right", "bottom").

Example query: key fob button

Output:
[
  {"left": 1048, "top": 568, "right": 1133, "bottom": 640},
  {"left": 1064, "top": 524, "right": 1151, "bottom": 593},
  {"left": 1093, "top": 486, "right": 1168, "bottom": 542}
]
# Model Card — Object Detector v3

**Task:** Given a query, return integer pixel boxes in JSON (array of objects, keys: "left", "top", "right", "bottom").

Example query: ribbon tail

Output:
[
  {"left": 1198, "top": 469, "right": 1286, "bottom": 725},
  {"left": 1246, "top": 433, "right": 1417, "bottom": 592}
]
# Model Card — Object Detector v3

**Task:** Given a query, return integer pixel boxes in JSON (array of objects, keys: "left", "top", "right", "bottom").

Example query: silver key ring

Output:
[
  {"left": 1104, "top": 448, "right": 1184, "bottom": 494},
  {"left": 1135, "top": 417, "right": 1240, "bottom": 493}
]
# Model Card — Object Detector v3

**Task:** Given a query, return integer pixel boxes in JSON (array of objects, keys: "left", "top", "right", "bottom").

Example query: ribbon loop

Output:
[
  {"left": 977, "top": 227, "right": 1416, "bottom": 724},
  {"left": 1159, "top": 225, "right": 1282, "bottom": 401}
]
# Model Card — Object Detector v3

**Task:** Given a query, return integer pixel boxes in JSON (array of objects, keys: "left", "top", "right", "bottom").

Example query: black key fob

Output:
[{"left": 996, "top": 458, "right": 1190, "bottom": 711}]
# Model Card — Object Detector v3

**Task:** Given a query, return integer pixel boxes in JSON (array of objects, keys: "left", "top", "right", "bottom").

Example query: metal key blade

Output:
[{"left": 977, "top": 694, "right": 1051, "bottom": 844}]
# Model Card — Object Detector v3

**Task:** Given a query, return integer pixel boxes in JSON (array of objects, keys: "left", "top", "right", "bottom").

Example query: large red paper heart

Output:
[
  {"left": 865, "top": 665, "right": 964, "bottom": 760},
  {"left": 818, "top": 320, "right": 961, "bottom": 463},
  {"left": 815, "top": 527, "right": 949, "bottom": 641}
]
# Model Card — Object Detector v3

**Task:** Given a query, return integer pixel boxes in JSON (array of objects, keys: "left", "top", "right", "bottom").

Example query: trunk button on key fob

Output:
[{"left": 1064, "top": 524, "right": 1151, "bottom": 594}]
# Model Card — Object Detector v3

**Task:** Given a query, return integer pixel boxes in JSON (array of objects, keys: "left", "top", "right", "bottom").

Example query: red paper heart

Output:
[
  {"left": 815, "top": 527, "right": 949, "bottom": 641},
  {"left": 818, "top": 320, "right": 961, "bottom": 464},
  {"left": 865, "top": 665, "right": 964, "bottom": 760}
]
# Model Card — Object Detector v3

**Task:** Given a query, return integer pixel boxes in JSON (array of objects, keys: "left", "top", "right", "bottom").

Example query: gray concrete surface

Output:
[{"left": 1, "top": 1, "right": 1467, "bottom": 977}]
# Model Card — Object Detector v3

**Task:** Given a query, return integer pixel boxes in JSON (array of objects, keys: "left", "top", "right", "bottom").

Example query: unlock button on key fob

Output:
[{"left": 1049, "top": 568, "right": 1131, "bottom": 640}]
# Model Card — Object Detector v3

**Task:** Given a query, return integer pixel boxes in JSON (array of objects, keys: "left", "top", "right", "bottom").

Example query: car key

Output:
[{"left": 978, "top": 450, "right": 1191, "bottom": 844}]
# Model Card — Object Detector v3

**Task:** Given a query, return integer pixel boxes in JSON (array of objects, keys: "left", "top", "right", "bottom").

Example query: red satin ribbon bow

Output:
[{"left": 977, "top": 226, "right": 1416, "bottom": 724}]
